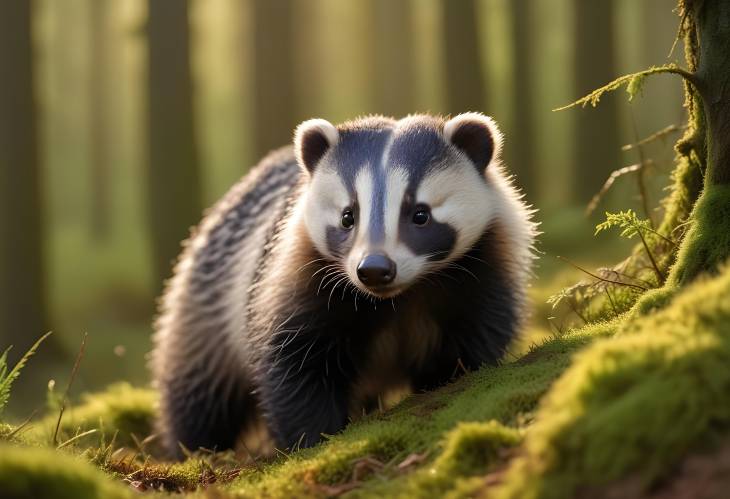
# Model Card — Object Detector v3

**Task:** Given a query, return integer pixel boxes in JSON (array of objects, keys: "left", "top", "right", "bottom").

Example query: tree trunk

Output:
[
  {"left": 370, "top": 0, "right": 416, "bottom": 117},
  {"left": 0, "top": 1, "right": 64, "bottom": 362},
  {"left": 146, "top": 0, "right": 202, "bottom": 295},
  {"left": 572, "top": 0, "right": 622, "bottom": 203},
  {"left": 441, "top": 0, "right": 487, "bottom": 115},
  {"left": 89, "top": 0, "right": 111, "bottom": 240},
  {"left": 693, "top": 1, "right": 730, "bottom": 186},
  {"left": 662, "top": 0, "right": 730, "bottom": 285},
  {"left": 509, "top": 0, "right": 537, "bottom": 198},
  {"left": 250, "top": 0, "right": 297, "bottom": 158}
]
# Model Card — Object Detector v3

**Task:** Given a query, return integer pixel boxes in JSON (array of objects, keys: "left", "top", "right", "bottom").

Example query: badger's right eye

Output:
[{"left": 341, "top": 208, "right": 355, "bottom": 229}]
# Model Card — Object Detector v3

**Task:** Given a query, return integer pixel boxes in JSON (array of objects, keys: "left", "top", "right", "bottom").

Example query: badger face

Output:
[{"left": 295, "top": 113, "right": 503, "bottom": 299}]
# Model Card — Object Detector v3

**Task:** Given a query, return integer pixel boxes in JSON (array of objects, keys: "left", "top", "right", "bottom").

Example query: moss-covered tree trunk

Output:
[
  {"left": 693, "top": 2, "right": 730, "bottom": 186},
  {"left": 664, "top": 0, "right": 730, "bottom": 284}
]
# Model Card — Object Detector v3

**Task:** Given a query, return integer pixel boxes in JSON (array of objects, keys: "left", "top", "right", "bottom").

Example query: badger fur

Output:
[{"left": 151, "top": 113, "right": 537, "bottom": 457}]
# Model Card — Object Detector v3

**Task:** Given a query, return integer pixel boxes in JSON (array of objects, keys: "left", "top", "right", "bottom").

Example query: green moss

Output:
[
  {"left": 26, "top": 383, "right": 156, "bottom": 448},
  {"left": 400, "top": 421, "right": 520, "bottom": 498},
  {"left": 348, "top": 421, "right": 520, "bottom": 499},
  {"left": 667, "top": 185, "right": 730, "bottom": 285},
  {"left": 496, "top": 265, "right": 730, "bottom": 499},
  {"left": 0, "top": 422, "right": 12, "bottom": 438},
  {"left": 434, "top": 421, "right": 520, "bottom": 476},
  {"left": 0, "top": 445, "right": 131, "bottom": 499},
  {"left": 628, "top": 286, "right": 677, "bottom": 318}
]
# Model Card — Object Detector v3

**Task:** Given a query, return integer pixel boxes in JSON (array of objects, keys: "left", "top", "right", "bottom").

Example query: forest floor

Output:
[{"left": 2, "top": 260, "right": 730, "bottom": 498}]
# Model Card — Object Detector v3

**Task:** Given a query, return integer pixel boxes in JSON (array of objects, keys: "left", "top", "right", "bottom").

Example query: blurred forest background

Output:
[{"left": 0, "top": 0, "right": 685, "bottom": 418}]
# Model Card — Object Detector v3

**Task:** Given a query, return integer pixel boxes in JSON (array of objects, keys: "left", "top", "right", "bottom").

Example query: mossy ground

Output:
[
  {"left": 495, "top": 264, "right": 730, "bottom": 498},
  {"left": 2, "top": 264, "right": 729, "bottom": 497},
  {"left": 0, "top": 445, "right": 131, "bottom": 499}
]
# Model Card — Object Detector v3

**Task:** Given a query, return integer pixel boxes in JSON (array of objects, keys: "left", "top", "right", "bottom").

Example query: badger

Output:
[{"left": 151, "top": 113, "right": 537, "bottom": 458}]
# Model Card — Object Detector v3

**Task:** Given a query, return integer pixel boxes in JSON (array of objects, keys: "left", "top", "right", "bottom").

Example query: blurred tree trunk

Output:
[
  {"left": 572, "top": 0, "right": 621, "bottom": 203},
  {"left": 251, "top": 0, "right": 297, "bottom": 158},
  {"left": 89, "top": 0, "right": 111, "bottom": 240},
  {"left": 509, "top": 0, "right": 536, "bottom": 198},
  {"left": 441, "top": 0, "right": 486, "bottom": 115},
  {"left": 0, "top": 1, "right": 64, "bottom": 362},
  {"left": 371, "top": 0, "right": 416, "bottom": 117},
  {"left": 146, "top": 0, "right": 202, "bottom": 295}
]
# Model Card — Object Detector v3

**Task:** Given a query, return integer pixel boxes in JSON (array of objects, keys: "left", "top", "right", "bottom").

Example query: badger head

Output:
[{"left": 295, "top": 113, "right": 504, "bottom": 299}]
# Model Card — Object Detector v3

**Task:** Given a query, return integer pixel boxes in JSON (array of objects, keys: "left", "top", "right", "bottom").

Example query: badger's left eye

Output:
[
  {"left": 413, "top": 206, "right": 430, "bottom": 226},
  {"left": 341, "top": 208, "right": 355, "bottom": 229}
]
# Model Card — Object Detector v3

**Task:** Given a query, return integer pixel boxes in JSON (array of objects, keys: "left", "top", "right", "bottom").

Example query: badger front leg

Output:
[
  {"left": 156, "top": 350, "right": 257, "bottom": 458},
  {"left": 256, "top": 329, "right": 355, "bottom": 450}
]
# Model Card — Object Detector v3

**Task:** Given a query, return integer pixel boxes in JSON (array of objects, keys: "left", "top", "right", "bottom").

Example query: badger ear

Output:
[
  {"left": 443, "top": 113, "right": 503, "bottom": 172},
  {"left": 294, "top": 118, "right": 339, "bottom": 174}
]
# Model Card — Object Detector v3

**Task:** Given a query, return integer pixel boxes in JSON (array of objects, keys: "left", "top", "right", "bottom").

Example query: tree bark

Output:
[
  {"left": 250, "top": 0, "right": 297, "bottom": 158},
  {"left": 693, "top": 0, "right": 730, "bottom": 186},
  {"left": 572, "top": 0, "right": 622, "bottom": 203},
  {"left": 441, "top": 0, "right": 487, "bottom": 115},
  {"left": 146, "top": 0, "right": 203, "bottom": 295},
  {"left": 657, "top": 0, "right": 730, "bottom": 285}
]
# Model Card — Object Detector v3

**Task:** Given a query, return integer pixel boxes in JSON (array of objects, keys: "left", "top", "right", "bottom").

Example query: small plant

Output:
[
  {"left": 595, "top": 210, "right": 675, "bottom": 284},
  {"left": 0, "top": 332, "right": 52, "bottom": 416},
  {"left": 595, "top": 209, "right": 653, "bottom": 240},
  {"left": 547, "top": 260, "right": 646, "bottom": 328}
]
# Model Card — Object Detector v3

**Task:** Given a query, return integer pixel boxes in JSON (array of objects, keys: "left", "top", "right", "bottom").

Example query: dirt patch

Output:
[
  {"left": 393, "top": 376, "right": 471, "bottom": 418},
  {"left": 514, "top": 347, "right": 550, "bottom": 365}
]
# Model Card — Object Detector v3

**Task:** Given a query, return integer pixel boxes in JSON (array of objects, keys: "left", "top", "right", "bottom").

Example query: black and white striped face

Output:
[{"left": 295, "top": 113, "right": 503, "bottom": 299}]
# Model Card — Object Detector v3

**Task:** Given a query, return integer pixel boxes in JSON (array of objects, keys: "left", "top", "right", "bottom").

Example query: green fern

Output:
[
  {"left": 0, "top": 332, "right": 52, "bottom": 416},
  {"left": 595, "top": 210, "right": 652, "bottom": 239},
  {"left": 596, "top": 210, "right": 673, "bottom": 284}
]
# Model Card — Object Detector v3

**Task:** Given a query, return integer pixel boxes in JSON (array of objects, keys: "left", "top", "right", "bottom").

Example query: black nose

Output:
[{"left": 357, "top": 254, "right": 397, "bottom": 286}]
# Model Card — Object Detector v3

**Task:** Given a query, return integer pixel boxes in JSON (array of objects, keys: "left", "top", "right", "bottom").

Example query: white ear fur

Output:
[
  {"left": 294, "top": 118, "right": 339, "bottom": 173},
  {"left": 443, "top": 112, "right": 503, "bottom": 167}
]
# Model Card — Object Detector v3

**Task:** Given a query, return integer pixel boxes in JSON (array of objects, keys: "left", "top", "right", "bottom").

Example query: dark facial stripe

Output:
[
  {"left": 399, "top": 193, "right": 456, "bottom": 260},
  {"left": 326, "top": 225, "right": 354, "bottom": 259},
  {"left": 387, "top": 125, "right": 451, "bottom": 193},
  {"left": 325, "top": 117, "right": 462, "bottom": 261},
  {"left": 331, "top": 128, "right": 393, "bottom": 196},
  {"left": 330, "top": 128, "right": 394, "bottom": 248},
  {"left": 388, "top": 125, "right": 456, "bottom": 260}
]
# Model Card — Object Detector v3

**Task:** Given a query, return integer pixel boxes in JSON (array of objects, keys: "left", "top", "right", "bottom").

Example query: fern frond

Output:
[
  {"left": 0, "top": 332, "right": 52, "bottom": 415},
  {"left": 595, "top": 210, "right": 651, "bottom": 239}
]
